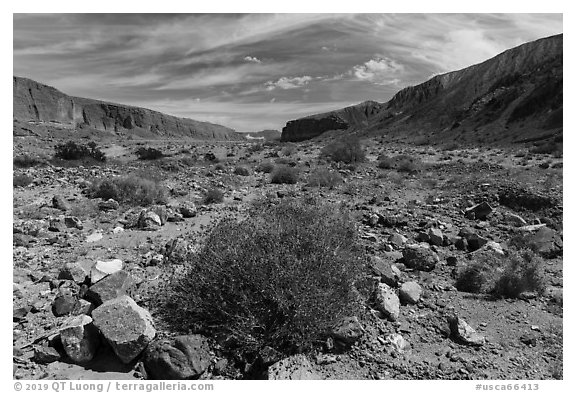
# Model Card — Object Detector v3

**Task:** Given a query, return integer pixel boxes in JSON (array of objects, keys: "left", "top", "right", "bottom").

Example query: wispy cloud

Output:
[{"left": 13, "top": 13, "right": 562, "bottom": 132}]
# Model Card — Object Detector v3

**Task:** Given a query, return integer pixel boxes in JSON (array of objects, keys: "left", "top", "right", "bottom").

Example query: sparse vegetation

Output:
[
  {"left": 306, "top": 167, "right": 343, "bottom": 188},
  {"left": 54, "top": 141, "right": 106, "bottom": 162},
  {"left": 135, "top": 147, "right": 164, "bottom": 160},
  {"left": 270, "top": 165, "right": 298, "bottom": 184},
  {"left": 156, "top": 198, "right": 364, "bottom": 356},
  {"left": 233, "top": 166, "right": 250, "bottom": 176},
  {"left": 13, "top": 154, "right": 46, "bottom": 168},
  {"left": 321, "top": 137, "right": 366, "bottom": 164},
  {"left": 88, "top": 176, "right": 167, "bottom": 206},
  {"left": 13, "top": 174, "right": 33, "bottom": 188},
  {"left": 203, "top": 188, "right": 224, "bottom": 204},
  {"left": 256, "top": 161, "right": 274, "bottom": 173}
]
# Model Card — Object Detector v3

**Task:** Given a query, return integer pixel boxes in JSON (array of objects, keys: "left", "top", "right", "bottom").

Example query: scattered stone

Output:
[
  {"left": 386, "top": 333, "right": 408, "bottom": 352},
  {"left": 151, "top": 206, "right": 168, "bottom": 225},
  {"left": 402, "top": 244, "right": 439, "bottom": 272},
  {"left": 447, "top": 315, "right": 485, "bottom": 346},
  {"left": 399, "top": 281, "right": 423, "bottom": 304},
  {"left": 59, "top": 315, "right": 100, "bottom": 364},
  {"left": 388, "top": 233, "right": 407, "bottom": 247},
  {"left": 267, "top": 354, "right": 321, "bottom": 380},
  {"left": 466, "top": 233, "right": 489, "bottom": 251},
  {"left": 179, "top": 202, "right": 197, "bottom": 218},
  {"left": 64, "top": 216, "right": 83, "bottom": 230},
  {"left": 137, "top": 210, "right": 162, "bottom": 230},
  {"left": 98, "top": 199, "right": 120, "bottom": 211},
  {"left": 34, "top": 345, "right": 61, "bottom": 364},
  {"left": 482, "top": 241, "right": 505, "bottom": 255},
  {"left": 73, "top": 299, "right": 94, "bottom": 316},
  {"left": 48, "top": 219, "right": 64, "bottom": 232},
  {"left": 143, "top": 335, "right": 211, "bottom": 379},
  {"left": 13, "top": 306, "right": 31, "bottom": 322},
  {"left": 52, "top": 195, "right": 71, "bottom": 211},
  {"left": 529, "top": 227, "right": 562, "bottom": 258},
  {"left": 59, "top": 262, "right": 90, "bottom": 283},
  {"left": 52, "top": 293, "right": 79, "bottom": 316},
  {"left": 374, "top": 283, "right": 400, "bottom": 321},
  {"left": 465, "top": 202, "right": 493, "bottom": 220},
  {"left": 428, "top": 228, "right": 444, "bottom": 246},
  {"left": 331, "top": 316, "right": 364, "bottom": 344},
  {"left": 504, "top": 213, "right": 527, "bottom": 227},
  {"left": 455, "top": 237, "right": 468, "bottom": 251},
  {"left": 370, "top": 256, "right": 399, "bottom": 287},
  {"left": 446, "top": 256, "right": 458, "bottom": 266},
  {"left": 86, "top": 232, "right": 103, "bottom": 243},
  {"left": 85, "top": 270, "right": 136, "bottom": 306},
  {"left": 90, "top": 259, "right": 123, "bottom": 284}
]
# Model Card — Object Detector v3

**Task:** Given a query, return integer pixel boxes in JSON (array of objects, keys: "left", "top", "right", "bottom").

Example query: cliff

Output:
[{"left": 13, "top": 77, "right": 244, "bottom": 141}]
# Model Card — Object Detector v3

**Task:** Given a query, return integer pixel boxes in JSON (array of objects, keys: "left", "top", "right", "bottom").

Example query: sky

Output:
[{"left": 13, "top": 13, "right": 563, "bottom": 133}]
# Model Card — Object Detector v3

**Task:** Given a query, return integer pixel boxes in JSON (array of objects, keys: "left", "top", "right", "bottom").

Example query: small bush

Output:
[
  {"left": 395, "top": 154, "right": 422, "bottom": 173},
  {"left": 203, "top": 188, "right": 224, "bottom": 204},
  {"left": 257, "top": 161, "right": 275, "bottom": 173},
  {"left": 247, "top": 144, "right": 264, "bottom": 153},
  {"left": 377, "top": 155, "right": 394, "bottom": 169},
  {"left": 14, "top": 154, "right": 46, "bottom": 168},
  {"left": 54, "top": 141, "right": 106, "bottom": 162},
  {"left": 135, "top": 147, "right": 164, "bottom": 160},
  {"left": 271, "top": 166, "right": 298, "bottom": 184},
  {"left": 155, "top": 198, "right": 364, "bottom": 357},
  {"left": 13, "top": 174, "right": 33, "bottom": 188},
  {"left": 89, "top": 176, "right": 166, "bottom": 206},
  {"left": 281, "top": 144, "right": 297, "bottom": 156},
  {"left": 530, "top": 141, "right": 562, "bottom": 155},
  {"left": 492, "top": 249, "right": 546, "bottom": 298},
  {"left": 455, "top": 249, "right": 546, "bottom": 298},
  {"left": 307, "top": 167, "right": 343, "bottom": 188},
  {"left": 321, "top": 138, "right": 365, "bottom": 164},
  {"left": 234, "top": 166, "right": 250, "bottom": 176}
]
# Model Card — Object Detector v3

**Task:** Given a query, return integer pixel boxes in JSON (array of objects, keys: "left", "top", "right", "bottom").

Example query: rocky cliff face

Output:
[
  {"left": 13, "top": 77, "right": 244, "bottom": 141},
  {"left": 280, "top": 34, "right": 562, "bottom": 144},
  {"left": 281, "top": 101, "right": 384, "bottom": 142}
]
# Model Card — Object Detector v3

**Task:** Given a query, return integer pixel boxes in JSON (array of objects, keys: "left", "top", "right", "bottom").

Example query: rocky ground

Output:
[{"left": 12, "top": 134, "right": 563, "bottom": 380}]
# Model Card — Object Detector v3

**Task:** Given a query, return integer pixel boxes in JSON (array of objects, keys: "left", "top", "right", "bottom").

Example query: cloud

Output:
[
  {"left": 265, "top": 76, "right": 313, "bottom": 90},
  {"left": 350, "top": 57, "right": 405, "bottom": 85},
  {"left": 243, "top": 56, "right": 262, "bottom": 64}
]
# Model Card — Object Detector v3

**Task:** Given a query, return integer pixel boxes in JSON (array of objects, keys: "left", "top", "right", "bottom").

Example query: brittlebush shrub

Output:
[
  {"left": 270, "top": 165, "right": 298, "bottom": 184},
  {"left": 156, "top": 198, "right": 364, "bottom": 356},
  {"left": 307, "top": 167, "right": 343, "bottom": 188},
  {"left": 321, "top": 138, "right": 365, "bottom": 164},
  {"left": 89, "top": 176, "right": 166, "bottom": 206},
  {"left": 455, "top": 249, "right": 545, "bottom": 298},
  {"left": 203, "top": 188, "right": 224, "bottom": 204},
  {"left": 55, "top": 141, "right": 106, "bottom": 162}
]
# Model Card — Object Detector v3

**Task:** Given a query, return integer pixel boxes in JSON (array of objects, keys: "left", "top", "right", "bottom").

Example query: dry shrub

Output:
[
  {"left": 155, "top": 198, "right": 364, "bottom": 356},
  {"left": 321, "top": 138, "right": 366, "bottom": 164},
  {"left": 203, "top": 188, "right": 224, "bottom": 204},
  {"left": 89, "top": 176, "right": 167, "bottom": 206},
  {"left": 307, "top": 167, "right": 343, "bottom": 188},
  {"left": 271, "top": 166, "right": 298, "bottom": 184}
]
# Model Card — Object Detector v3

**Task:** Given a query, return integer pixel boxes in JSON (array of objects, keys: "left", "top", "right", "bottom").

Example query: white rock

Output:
[{"left": 90, "top": 259, "right": 123, "bottom": 284}]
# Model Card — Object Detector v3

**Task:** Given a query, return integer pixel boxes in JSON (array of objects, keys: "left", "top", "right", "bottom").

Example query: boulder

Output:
[
  {"left": 143, "top": 335, "right": 211, "bottom": 379},
  {"left": 98, "top": 199, "right": 120, "bottom": 211},
  {"left": 59, "top": 315, "right": 100, "bottom": 363},
  {"left": 374, "top": 283, "right": 400, "bottom": 321},
  {"left": 388, "top": 233, "right": 407, "bottom": 247},
  {"left": 399, "top": 281, "right": 422, "bottom": 304},
  {"left": 386, "top": 333, "right": 408, "bottom": 352},
  {"left": 92, "top": 295, "right": 156, "bottom": 364},
  {"left": 427, "top": 228, "right": 444, "bottom": 246},
  {"left": 84, "top": 270, "right": 136, "bottom": 306},
  {"left": 369, "top": 256, "right": 399, "bottom": 287},
  {"left": 137, "top": 210, "right": 162, "bottom": 230},
  {"left": 64, "top": 216, "right": 83, "bottom": 230},
  {"left": 151, "top": 205, "right": 168, "bottom": 225},
  {"left": 52, "top": 293, "right": 79, "bottom": 316},
  {"left": 267, "top": 354, "right": 321, "bottom": 380},
  {"left": 331, "top": 316, "right": 364, "bottom": 344},
  {"left": 179, "top": 202, "right": 197, "bottom": 218},
  {"left": 447, "top": 315, "right": 485, "bottom": 346},
  {"left": 90, "top": 259, "right": 123, "bottom": 284},
  {"left": 52, "top": 195, "right": 71, "bottom": 211},
  {"left": 402, "top": 244, "right": 439, "bottom": 272},
  {"left": 467, "top": 233, "right": 489, "bottom": 251},
  {"left": 59, "top": 262, "right": 90, "bottom": 283},
  {"left": 529, "top": 227, "right": 563, "bottom": 258},
  {"left": 34, "top": 345, "right": 61, "bottom": 364},
  {"left": 465, "top": 202, "right": 493, "bottom": 220}
]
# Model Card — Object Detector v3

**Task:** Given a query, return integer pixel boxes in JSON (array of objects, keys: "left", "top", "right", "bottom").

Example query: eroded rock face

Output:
[
  {"left": 92, "top": 295, "right": 156, "bottom": 364},
  {"left": 13, "top": 76, "right": 243, "bottom": 140},
  {"left": 143, "top": 335, "right": 211, "bottom": 380}
]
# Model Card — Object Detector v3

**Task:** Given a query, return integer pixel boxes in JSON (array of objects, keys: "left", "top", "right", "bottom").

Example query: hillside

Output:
[
  {"left": 13, "top": 76, "right": 245, "bottom": 141},
  {"left": 280, "top": 34, "right": 563, "bottom": 145}
]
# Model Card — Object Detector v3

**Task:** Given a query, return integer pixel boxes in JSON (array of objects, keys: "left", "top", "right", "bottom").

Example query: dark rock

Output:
[
  {"left": 465, "top": 202, "right": 493, "bottom": 220},
  {"left": 34, "top": 345, "right": 61, "bottom": 364},
  {"left": 331, "top": 316, "right": 364, "bottom": 344},
  {"left": 467, "top": 233, "right": 489, "bottom": 251},
  {"left": 84, "top": 270, "right": 136, "bottom": 306},
  {"left": 64, "top": 216, "right": 83, "bottom": 230},
  {"left": 447, "top": 315, "right": 485, "bottom": 346},
  {"left": 98, "top": 199, "right": 120, "bottom": 211},
  {"left": 59, "top": 315, "right": 100, "bottom": 364},
  {"left": 529, "top": 227, "right": 562, "bottom": 258},
  {"left": 179, "top": 202, "right": 197, "bottom": 218},
  {"left": 92, "top": 295, "right": 156, "bottom": 364},
  {"left": 369, "top": 256, "right": 399, "bottom": 287},
  {"left": 52, "top": 195, "right": 70, "bottom": 211},
  {"left": 402, "top": 244, "right": 439, "bottom": 272},
  {"left": 52, "top": 294, "right": 79, "bottom": 316},
  {"left": 144, "top": 335, "right": 210, "bottom": 379}
]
